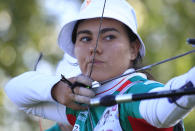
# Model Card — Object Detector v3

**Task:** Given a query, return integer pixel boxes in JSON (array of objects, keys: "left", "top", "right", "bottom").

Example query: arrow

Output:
[{"left": 90, "top": 81, "right": 195, "bottom": 106}]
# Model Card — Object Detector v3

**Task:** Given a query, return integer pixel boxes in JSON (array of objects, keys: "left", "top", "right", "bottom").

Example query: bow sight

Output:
[{"left": 187, "top": 38, "right": 195, "bottom": 47}]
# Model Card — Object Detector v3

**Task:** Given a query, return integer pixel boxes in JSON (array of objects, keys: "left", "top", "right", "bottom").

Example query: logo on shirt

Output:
[
  {"left": 77, "top": 111, "right": 88, "bottom": 122},
  {"left": 94, "top": 105, "right": 123, "bottom": 131},
  {"left": 73, "top": 124, "right": 80, "bottom": 131}
]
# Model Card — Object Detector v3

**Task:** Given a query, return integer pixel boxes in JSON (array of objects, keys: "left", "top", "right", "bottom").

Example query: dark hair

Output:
[
  {"left": 122, "top": 24, "right": 142, "bottom": 69},
  {"left": 72, "top": 21, "right": 80, "bottom": 44},
  {"left": 123, "top": 25, "right": 154, "bottom": 80}
]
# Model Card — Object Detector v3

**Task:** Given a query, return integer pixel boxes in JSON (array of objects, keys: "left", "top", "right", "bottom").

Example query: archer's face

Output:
[{"left": 74, "top": 18, "right": 138, "bottom": 82}]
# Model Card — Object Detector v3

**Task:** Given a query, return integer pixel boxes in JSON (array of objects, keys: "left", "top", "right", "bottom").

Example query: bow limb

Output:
[{"left": 91, "top": 49, "right": 195, "bottom": 87}]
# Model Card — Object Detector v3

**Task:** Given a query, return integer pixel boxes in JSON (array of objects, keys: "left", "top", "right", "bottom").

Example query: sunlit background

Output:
[{"left": 0, "top": 0, "right": 194, "bottom": 130}]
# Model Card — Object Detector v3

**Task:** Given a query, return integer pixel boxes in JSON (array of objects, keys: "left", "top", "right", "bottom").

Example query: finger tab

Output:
[
  {"left": 74, "top": 87, "right": 95, "bottom": 97},
  {"left": 76, "top": 74, "right": 93, "bottom": 86}
]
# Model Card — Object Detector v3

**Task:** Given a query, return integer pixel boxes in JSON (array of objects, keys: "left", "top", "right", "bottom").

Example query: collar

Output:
[{"left": 93, "top": 68, "right": 147, "bottom": 97}]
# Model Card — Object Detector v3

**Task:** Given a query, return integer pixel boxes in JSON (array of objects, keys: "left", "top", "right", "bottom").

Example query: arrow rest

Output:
[{"left": 90, "top": 81, "right": 195, "bottom": 107}]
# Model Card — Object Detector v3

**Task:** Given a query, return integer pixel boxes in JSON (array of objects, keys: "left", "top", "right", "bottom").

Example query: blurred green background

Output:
[{"left": 0, "top": 0, "right": 194, "bottom": 130}]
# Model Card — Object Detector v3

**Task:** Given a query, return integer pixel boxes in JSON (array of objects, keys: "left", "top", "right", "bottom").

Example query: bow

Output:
[
  {"left": 86, "top": 0, "right": 195, "bottom": 107},
  {"left": 89, "top": 43, "right": 195, "bottom": 107},
  {"left": 96, "top": 49, "right": 195, "bottom": 86},
  {"left": 89, "top": 47, "right": 194, "bottom": 107}
]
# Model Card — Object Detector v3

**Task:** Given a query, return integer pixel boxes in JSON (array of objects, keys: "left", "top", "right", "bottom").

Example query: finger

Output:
[
  {"left": 74, "top": 87, "right": 95, "bottom": 97},
  {"left": 73, "top": 94, "right": 92, "bottom": 105},
  {"left": 76, "top": 74, "right": 93, "bottom": 87},
  {"left": 67, "top": 102, "right": 88, "bottom": 110}
]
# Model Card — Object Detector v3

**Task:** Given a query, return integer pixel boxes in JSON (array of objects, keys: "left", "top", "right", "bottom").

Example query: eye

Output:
[
  {"left": 79, "top": 36, "right": 91, "bottom": 42},
  {"left": 104, "top": 35, "right": 116, "bottom": 41}
]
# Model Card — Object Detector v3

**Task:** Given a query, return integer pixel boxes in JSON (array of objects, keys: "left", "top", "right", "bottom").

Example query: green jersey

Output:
[{"left": 63, "top": 74, "right": 184, "bottom": 131}]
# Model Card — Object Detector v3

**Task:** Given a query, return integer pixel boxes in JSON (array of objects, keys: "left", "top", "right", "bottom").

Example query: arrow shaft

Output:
[{"left": 90, "top": 82, "right": 195, "bottom": 106}]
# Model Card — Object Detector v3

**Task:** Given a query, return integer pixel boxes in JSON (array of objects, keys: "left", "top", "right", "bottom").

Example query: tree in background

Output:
[
  {"left": 0, "top": 0, "right": 194, "bottom": 130},
  {"left": 0, "top": 0, "right": 61, "bottom": 77},
  {"left": 128, "top": 1, "right": 195, "bottom": 130},
  {"left": 0, "top": 0, "right": 62, "bottom": 130}
]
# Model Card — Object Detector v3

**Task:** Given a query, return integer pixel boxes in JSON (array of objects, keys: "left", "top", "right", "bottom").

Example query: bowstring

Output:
[
  {"left": 88, "top": 0, "right": 107, "bottom": 77},
  {"left": 87, "top": 0, "right": 107, "bottom": 130}
]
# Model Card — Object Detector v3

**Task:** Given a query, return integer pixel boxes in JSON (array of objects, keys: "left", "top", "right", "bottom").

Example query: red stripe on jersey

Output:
[
  {"left": 116, "top": 80, "right": 132, "bottom": 92},
  {"left": 67, "top": 114, "right": 76, "bottom": 126},
  {"left": 128, "top": 116, "right": 173, "bottom": 131},
  {"left": 96, "top": 77, "right": 126, "bottom": 95}
]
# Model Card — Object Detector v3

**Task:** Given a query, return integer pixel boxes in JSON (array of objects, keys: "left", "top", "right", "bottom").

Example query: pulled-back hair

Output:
[{"left": 122, "top": 24, "right": 142, "bottom": 70}]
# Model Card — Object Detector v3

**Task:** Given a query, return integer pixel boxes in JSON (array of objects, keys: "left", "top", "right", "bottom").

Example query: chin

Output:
[
  {"left": 91, "top": 75, "right": 107, "bottom": 82},
  {"left": 89, "top": 69, "right": 125, "bottom": 82},
  {"left": 91, "top": 73, "right": 115, "bottom": 82}
]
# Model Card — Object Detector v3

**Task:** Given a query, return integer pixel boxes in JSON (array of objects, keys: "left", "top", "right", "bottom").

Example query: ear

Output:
[{"left": 130, "top": 39, "right": 140, "bottom": 60}]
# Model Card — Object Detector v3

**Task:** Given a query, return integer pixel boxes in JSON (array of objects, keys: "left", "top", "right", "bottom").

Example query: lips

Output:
[
  {"left": 87, "top": 57, "right": 104, "bottom": 64},
  {"left": 89, "top": 59, "right": 104, "bottom": 64}
]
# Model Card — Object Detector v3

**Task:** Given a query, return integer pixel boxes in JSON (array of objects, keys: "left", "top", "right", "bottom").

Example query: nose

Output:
[{"left": 89, "top": 40, "right": 103, "bottom": 55}]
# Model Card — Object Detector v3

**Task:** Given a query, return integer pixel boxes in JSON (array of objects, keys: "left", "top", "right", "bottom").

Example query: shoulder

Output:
[
  {"left": 118, "top": 73, "right": 164, "bottom": 118},
  {"left": 125, "top": 73, "right": 164, "bottom": 94}
]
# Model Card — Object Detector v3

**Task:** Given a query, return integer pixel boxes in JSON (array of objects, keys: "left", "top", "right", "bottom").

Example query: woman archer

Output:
[{"left": 4, "top": 0, "right": 195, "bottom": 131}]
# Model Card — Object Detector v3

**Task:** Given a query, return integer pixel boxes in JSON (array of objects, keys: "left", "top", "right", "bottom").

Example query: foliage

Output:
[
  {"left": 0, "top": 0, "right": 62, "bottom": 77},
  {"left": 0, "top": 0, "right": 194, "bottom": 130},
  {"left": 129, "top": 0, "right": 195, "bottom": 130},
  {"left": 129, "top": 0, "right": 195, "bottom": 82},
  {"left": 0, "top": 0, "right": 62, "bottom": 130}
]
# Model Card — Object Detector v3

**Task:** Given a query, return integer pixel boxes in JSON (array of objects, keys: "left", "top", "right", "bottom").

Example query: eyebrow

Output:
[
  {"left": 77, "top": 27, "right": 120, "bottom": 36},
  {"left": 100, "top": 27, "right": 120, "bottom": 34},
  {"left": 77, "top": 30, "right": 92, "bottom": 36}
]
